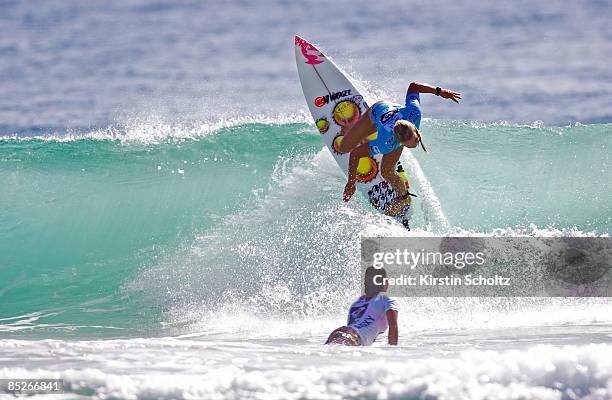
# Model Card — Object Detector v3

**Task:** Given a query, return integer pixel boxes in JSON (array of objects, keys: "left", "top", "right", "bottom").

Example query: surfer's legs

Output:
[
  {"left": 380, "top": 147, "right": 407, "bottom": 196},
  {"left": 381, "top": 147, "right": 412, "bottom": 216},
  {"left": 325, "top": 326, "right": 361, "bottom": 346}
]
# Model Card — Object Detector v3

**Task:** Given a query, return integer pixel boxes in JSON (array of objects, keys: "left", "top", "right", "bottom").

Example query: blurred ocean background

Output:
[{"left": 1, "top": 0, "right": 611, "bottom": 399}]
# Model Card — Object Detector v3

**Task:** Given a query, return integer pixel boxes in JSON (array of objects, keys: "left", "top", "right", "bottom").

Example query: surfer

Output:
[
  {"left": 339, "top": 82, "right": 461, "bottom": 215},
  {"left": 325, "top": 267, "right": 398, "bottom": 346}
]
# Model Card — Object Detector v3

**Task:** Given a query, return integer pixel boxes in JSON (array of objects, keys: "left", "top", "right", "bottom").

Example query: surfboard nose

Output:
[{"left": 295, "top": 35, "right": 314, "bottom": 46}]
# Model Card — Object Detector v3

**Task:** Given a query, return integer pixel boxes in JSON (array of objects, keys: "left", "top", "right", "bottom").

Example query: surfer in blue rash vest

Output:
[{"left": 338, "top": 82, "right": 461, "bottom": 216}]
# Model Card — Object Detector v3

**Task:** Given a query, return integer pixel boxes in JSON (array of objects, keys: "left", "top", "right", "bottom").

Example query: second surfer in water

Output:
[
  {"left": 326, "top": 267, "right": 398, "bottom": 346},
  {"left": 338, "top": 82, "right": 461, "bottom": 216}
]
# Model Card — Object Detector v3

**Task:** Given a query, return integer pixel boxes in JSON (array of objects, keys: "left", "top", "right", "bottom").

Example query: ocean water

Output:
[{"left": 1, "top": 0, "right": 612, "bottom": 399}]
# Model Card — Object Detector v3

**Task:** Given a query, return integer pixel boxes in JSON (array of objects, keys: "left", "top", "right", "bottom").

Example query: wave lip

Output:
[{"left": 0, "top": 113, "right": 312, "bottom": 144}]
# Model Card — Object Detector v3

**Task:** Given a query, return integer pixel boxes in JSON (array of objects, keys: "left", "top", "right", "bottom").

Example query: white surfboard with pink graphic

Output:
[{"left": 294, "top": 35, "right": 411, "bottom": 224}]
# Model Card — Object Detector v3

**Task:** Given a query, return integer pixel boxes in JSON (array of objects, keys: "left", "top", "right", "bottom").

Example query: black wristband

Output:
[{"left": 435, "top": 87, "right": 442, "bottom": 96}]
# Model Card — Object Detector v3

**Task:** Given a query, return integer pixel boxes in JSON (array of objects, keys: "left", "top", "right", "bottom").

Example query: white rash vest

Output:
[{"left": 346, "top": 293, "right": 397, "bottom": 346}]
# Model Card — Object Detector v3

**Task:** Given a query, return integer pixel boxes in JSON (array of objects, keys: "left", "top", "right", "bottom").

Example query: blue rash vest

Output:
[{"left": 368, "top": 92, "right": 422, "bottom": 155}]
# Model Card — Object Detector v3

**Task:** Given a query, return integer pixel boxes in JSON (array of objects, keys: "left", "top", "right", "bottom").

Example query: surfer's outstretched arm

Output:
[
  {"left": 408, "top": 82, "right": 462, "bottom": 103},
  {"left": 337, "top": 107, "right": 376, "bottom": 153}
]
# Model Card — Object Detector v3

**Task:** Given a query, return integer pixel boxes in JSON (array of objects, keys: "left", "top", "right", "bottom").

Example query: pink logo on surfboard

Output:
[{"left": 295, "top": 36, "right": 325, "bottom": 65}]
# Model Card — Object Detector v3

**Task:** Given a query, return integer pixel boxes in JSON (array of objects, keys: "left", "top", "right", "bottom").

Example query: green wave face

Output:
[
  {"left": 0, "top": 121, "right": 610, "bottom": 337},
  {"left": 414, "top": 121, "right": 612, "bottom": 231},
  {"left": 0, "top": 122, "right": 321, "bottom": 336}
]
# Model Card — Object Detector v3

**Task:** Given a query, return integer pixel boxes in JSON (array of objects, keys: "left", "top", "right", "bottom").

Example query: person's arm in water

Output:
[
  {"left": 386, "top": 309, "right": 398, "bottom": 345},
  {"left": 407, "top": 82, "right": 461, "bottom": 103}
]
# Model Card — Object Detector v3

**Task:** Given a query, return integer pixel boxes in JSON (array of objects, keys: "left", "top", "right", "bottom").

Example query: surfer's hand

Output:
[
  {"left": 440, "top": 89, "right": 462, "bottom": 103},
  {"left": 343, "top": 181, "right": 356, "bottom": 202}
]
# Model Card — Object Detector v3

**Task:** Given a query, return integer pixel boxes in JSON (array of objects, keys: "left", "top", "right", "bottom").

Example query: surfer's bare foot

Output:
[{"left": 385, "top": 197, "right": 411, "bottom": 216}]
